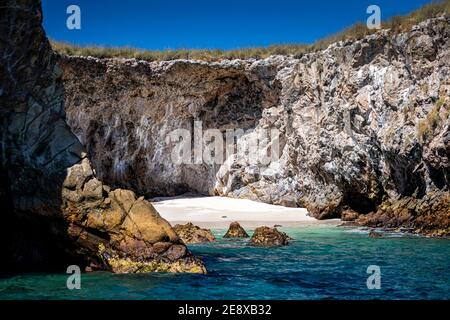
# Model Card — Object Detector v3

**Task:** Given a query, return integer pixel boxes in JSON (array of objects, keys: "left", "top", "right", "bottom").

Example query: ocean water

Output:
[{"left": 1, "top": 226, "right": 449, "bottom": 300}]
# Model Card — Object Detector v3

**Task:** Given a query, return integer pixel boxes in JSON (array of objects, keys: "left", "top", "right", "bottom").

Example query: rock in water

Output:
[
  {"left": 224, "top": 222, "right": 249, "bottom": 238},
  {"left": 250, "top": 227, "right": 290, "bottom": 247},
  {"left": 369, "top": 231, "right": 383, "bottom": 238},
  {"left": 357, "top": 192, "right": 450, "bottom": 237},
  {"left": 174, "top": 223, "right": 216, "bottom": 244}
]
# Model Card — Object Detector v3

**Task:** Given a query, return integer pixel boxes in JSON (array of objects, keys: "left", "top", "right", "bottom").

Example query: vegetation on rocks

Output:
[{"left": 417, "top": 97, "right": 449, "bottom": 143}]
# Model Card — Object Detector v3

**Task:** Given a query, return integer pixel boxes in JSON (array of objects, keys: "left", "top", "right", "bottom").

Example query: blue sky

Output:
[{"left": 42, "top": 0, "right": 435, "bottom": 50}]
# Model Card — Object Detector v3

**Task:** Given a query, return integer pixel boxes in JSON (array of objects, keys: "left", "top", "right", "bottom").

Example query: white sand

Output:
[{"left": 151, "top": 196, "right": 340, "bottom": 228}]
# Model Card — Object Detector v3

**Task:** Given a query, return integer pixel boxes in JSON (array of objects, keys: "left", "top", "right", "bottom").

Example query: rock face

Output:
[
  {"left": 250, "top": 227, "right": 290, "bottom": 247},
  {"left": 60, "top": 17, "right": 450, "bottom": 236},
  {"left": 0, "top": 0, "right": 205, "bottom": 274},
  {"left": 224, "top": 222, "right": 249, "bottom": 238},
  {"left": 173, "top": 223, "right": 216, "bottom": 244},
  {"left": 59, "top": 55, "right": 281, "bottom": 198}
]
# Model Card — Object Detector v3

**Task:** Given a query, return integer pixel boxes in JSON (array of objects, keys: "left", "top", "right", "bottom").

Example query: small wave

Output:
[
  {"left": 218, "top": 257, "right": 241, "bottom": 262},
  {"left": 343, "top": 227, "right": 369, "bottom": 234}
]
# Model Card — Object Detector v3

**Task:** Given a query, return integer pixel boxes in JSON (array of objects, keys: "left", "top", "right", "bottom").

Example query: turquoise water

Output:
[{"left": 1, "top": 226, "right": 449, "bottom": 300}]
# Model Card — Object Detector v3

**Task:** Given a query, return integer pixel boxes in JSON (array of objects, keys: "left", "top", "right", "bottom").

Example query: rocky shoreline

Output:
[{"left": 338, "top": 191, "right": 450, "bottom": 237}]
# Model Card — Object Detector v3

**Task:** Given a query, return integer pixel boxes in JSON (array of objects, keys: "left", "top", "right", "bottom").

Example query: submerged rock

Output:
[
  {"left": 369, "top": 231, "right": 383, "bottom": 238},
  {"left": 249, "top": 227, "right": 290, "bottom": 247},
  {"left": 173, "top": 223, "right": 216, "bottom": 244},
  {"left": 223, "top": 222, "right": 249, "bottom": 238}
]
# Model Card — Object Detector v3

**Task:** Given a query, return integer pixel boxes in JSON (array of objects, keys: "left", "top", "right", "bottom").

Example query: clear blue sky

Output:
[{"left": 42, "top": 0, "right": 435, "bottom": 50}]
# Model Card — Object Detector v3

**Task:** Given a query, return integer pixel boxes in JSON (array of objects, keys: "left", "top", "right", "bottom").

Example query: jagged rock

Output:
[
  {"left": 249, "top": 227, "right": 290, "bottom": 247},
  {"left": 0, "top": 0, "right": 206, "bottom": 274},
  {"left": 223, "top": 222, "right": 249, "bottom": 238},
  {"left": 173, "top": 223, "right": 216, "bottom": 244},
  {"left": 62, "top": 175, "right": 206, "bottom": 273},
  {"left": 60, "top": 17, "right": 450, "bottom": 236},
  {"left": 63, "top": 158, "right": 93, "bottom": 190},
  {"left": 83, "top": 178, "right": 104, "bottom": 201}
]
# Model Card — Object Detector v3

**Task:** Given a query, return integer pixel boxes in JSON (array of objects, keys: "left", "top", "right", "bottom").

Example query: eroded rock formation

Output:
[
  {"left": 60, "top": 17, "right": 449, "bottom": 236},
  {"left": 0, "top": 0, "right": 205, "bottom": 273}
]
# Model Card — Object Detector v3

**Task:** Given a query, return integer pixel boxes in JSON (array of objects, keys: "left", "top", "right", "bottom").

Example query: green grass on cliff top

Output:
[{"left": 51, "top": 0, "right": 450, "bottom": 62}]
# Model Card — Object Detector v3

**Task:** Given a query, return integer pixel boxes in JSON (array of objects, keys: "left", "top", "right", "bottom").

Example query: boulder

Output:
[
  {"left": 249, "top": 226, "right": 290, "bottom": 247},
  {"left": 122, "top": 195, "right": 179, "bottom": 243},
  {"left": 173, "top": 223, "right": 216, "bottom": 244},
  {"left": 223, "top": 221, "right": 249, "bottom": 238}
]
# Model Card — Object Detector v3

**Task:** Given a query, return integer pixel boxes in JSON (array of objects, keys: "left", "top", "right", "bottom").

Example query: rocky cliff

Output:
[
  {"left": 60, "top": 17, "right": 449, "bottom": 236},
  {"left": 0, "top": 0, "right": 205, "bottom": 273}
]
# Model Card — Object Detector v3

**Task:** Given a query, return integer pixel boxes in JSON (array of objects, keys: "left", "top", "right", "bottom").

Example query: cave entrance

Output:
[{"left": 343, "top": 192, "right": 377, "bottom": 214}]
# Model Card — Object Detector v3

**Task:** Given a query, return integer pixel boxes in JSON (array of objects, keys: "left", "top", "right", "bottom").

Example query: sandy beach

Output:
[{"left": 151, "top": 196, "right": 340, "bottom": 228}]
